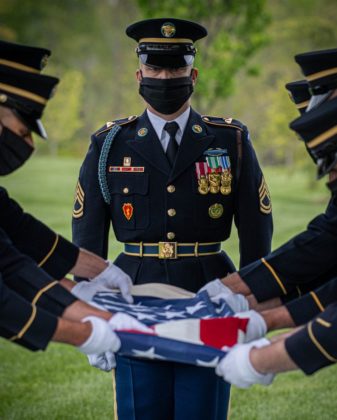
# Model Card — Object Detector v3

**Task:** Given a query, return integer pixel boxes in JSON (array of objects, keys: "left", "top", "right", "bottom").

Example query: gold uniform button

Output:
[
  {"left": 167, "top": 232, "right": 175, "bottom": 240},
  {"left": 167, "top": 185, "right": 175, "bottom": 193},
  {"left": 123, "top": 187, "right": 129, "bottom": 194},
  {"left": 167, "top": 209, "right": 176, "bottom": 217}
]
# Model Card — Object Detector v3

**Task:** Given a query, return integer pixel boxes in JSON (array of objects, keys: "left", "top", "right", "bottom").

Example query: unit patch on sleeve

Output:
[{"left": 259, "top": 176, "right": 272, "bottom": 214}]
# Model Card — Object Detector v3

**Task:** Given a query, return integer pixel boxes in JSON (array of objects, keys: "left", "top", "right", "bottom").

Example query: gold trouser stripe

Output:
[
  {"left": 296, "top": 286, "right": 302, "bottom": 297},
  {"left": 32, "top": 281, "right": 58, "bottom": 305},
  {"left": 316, "top": 317, "right": 331, "bottom": 328},
  {"left": 139, "top": 37, "right": 192, "bottom": 44},
  {"left": 112, "top": 370, "right": 118, "bottom": 420},
  {"left": 9, "top": 305, "right": 37, "bottom": 341},
  {"left": 0, "top": 58, "right": 40, "bottom": 73},
  {"left": 0, "top": 82, "right": 48, "bottom": 105},
  {"left": 308, "top": 321, "right": 337, "bottom": 362},
  {"left": 306, "top": 67, "right": 337, "bottom": 81},
  {"left": 296, "top": 100, "right": 309, "bottom": 109},
  {"left": 261, "top": 258, "right": 287, "bottom": 295},
  {"left": 309, "top": 291, "right": 325, "bottom": 312},
  {"left": 226, "top": 387, "right": 231, "bottom": 420},
  {"left": 38, "top": 234, "right": 59, "bottom": 267},
  {"left": 307, "top": 124, "right": 337, "bottom": 149}
]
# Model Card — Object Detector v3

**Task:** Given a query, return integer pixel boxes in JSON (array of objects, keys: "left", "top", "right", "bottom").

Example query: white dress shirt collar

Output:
[{"left": 147, "top": 107, "right": 191, "bottom": 150}]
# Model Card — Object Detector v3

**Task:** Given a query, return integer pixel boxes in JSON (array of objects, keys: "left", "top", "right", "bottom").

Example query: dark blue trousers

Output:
[{"left": 114, "top": 355, "right": 230, "bottom": 420}]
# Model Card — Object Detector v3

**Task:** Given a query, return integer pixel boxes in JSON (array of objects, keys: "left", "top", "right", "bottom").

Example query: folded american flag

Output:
[{"left": 93, "top": 289, "right": 248, "bottom": 368}]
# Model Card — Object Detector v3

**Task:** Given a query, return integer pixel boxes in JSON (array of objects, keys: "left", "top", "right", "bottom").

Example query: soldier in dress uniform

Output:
[
  {"left": 0, "top": 40, "right": 148, "bottom": 356},
  {"left": 72, "top": 18, "right": 273, "bottom": 420},
  {"left": 285, "top": 79, "right": 311, "bottom": 114},
  {"left": 215, "top": 94, "right": 337, "bottom": 387},
  {"left": 203, "top": 48, "right": 337, "bottom": 307}
]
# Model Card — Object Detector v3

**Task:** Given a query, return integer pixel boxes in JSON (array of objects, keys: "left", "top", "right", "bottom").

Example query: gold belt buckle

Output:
[{"left": 158, "top": 242, "right": 177, "bottom": 259}]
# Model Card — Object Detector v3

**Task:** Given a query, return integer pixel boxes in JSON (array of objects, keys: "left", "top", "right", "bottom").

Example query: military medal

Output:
[
  {"left": 219, "top": 155, "right": 232, "bottom": 195},
  {"left": 220, "top": 170, "right": 232, "bottom": 195},
  {"left": 195, "top": 162, "right": 209, "bottom": 194},
  {"left": 208, "top": 172, "right": 221, "bottom": 194},
  {"left": 122, "top": 203, "right": 133, "bottom": 220},
  {"left": 208, "top": 203, "right": 224, "bottom": 219}
]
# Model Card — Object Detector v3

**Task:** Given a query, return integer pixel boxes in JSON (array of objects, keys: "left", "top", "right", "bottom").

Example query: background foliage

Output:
[{"left": 0, "top": 0, "right": 336, "bottom": 167}]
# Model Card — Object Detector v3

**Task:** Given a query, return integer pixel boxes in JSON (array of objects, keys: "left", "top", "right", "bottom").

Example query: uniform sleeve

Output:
[
  {"left": 239, "top": 203, "right": 337, "bottom": 301},
  {"left": 0, "top": 276, "right": 57, "bottom": 351},
  {"left": 286, "top": 276, "right": 337, "bottom": 326},
  {"left": 72, "top": 135, "right": 111, "bottom": 264},
  {"left": 0, "top": 187, "right": 79, "bottom": 279},
  {"left": 0, "top": 228, "right": 76, "bottom": 316},
  {"left": 234, "top": 128, "right": 273, "bottom": 267},
  {"left": 285, "top": 303, "right": 337, "bottom": 375}
]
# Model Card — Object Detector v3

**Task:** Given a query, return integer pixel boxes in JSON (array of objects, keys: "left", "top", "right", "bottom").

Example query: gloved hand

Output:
[
  {"left": 210, "top": 292, "right": 249, "bottom": 313},
  {"left": 215, "top": 338, "right": 275, "bottom": 388},
  {"left": 108, "top": 313, "right": 153, "bottom": 332},
  {"left": 199, "top": 278, "right": 232, "bottom": 297},
  {"left": 86, "top": 313, "right": 152, "bottom": 371},
  {"left": 71, "top": 261, "right": 133, "bottom": 303},
  {"left": 235, "top": 310, "right": 267, "bottom": 342},
  {"left": 87, "top": 351, "right": 116, "bottom": 372},
  {"left": 78, "top": 316, "right": 121, "bottom": 355},
  {"left": 90, "top": 261, "right": 133, "bottom": 303}
]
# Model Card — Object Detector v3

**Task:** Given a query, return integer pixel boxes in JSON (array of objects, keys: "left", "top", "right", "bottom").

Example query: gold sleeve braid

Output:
[{"left": 9, "top": 280, "right": 58, "bottom": 342}]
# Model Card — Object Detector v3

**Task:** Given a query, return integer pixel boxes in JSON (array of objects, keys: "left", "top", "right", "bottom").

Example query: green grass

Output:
[{"left": 1, "top": 156, "right": 336, "bottom": 419}]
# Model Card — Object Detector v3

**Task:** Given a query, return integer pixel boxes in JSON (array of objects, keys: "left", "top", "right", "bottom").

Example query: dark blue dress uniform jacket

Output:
[
  {"left": 285, "top": 275, "right": 337, "bottom": 326},
  {"left": 0, "top": 187, "right": 79, "bottom": 350},
  {"left": 0, "top": 275, "right": 57, "bottom": 351},
  {"left": 0, "top": 229, "right": 72, "bottom": 350},
  {"left": 0, "top": 186, "right": 79, "bottom": 279},
  {"left": 240, "top": 193, "right": 337, "bottom": 301},
  {"left": 72, "top": 108, "right": 273, "bottom": 292},
  {"left": 285, "top": 302, "right": 337, "bottom": 375}
]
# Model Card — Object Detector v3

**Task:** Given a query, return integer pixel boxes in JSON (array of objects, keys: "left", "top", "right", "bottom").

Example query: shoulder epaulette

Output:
[
  {"left": 202, "top": 115, "right": 244, "bottom": 132},
  {"left": 94, "top": 115, "right": 138, "bottom": 136}
]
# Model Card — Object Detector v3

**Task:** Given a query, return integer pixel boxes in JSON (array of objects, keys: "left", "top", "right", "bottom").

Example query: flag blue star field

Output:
[{"left": 93, "top": 290, "right": 249, "bottom": 367}]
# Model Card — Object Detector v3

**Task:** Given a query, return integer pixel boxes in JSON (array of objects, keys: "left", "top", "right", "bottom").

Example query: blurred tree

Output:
[
  {"left": 0, "top": 0, "right": 336, "bottom": 169},
  {"left": 137, "top": 0, "right": 270, "bottom": 109},
  {"left": 42, "top": 69, "right": 85, "bottom": 156},
  {"left": 220, "top": 0, "right": 337, "bottom": 172}
]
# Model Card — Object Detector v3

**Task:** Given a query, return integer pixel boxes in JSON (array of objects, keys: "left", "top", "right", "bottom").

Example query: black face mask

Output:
[
  {"left": 139, "top": 76, "right": 194, "bottom": 115},
  {"left": 0, "top": 126, "right": 34, "bottom": 176}
]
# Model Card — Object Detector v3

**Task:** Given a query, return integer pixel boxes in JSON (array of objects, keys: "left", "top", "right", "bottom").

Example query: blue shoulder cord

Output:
[{"left": 98, "top": 124, "right": 121, "bottom": 204}]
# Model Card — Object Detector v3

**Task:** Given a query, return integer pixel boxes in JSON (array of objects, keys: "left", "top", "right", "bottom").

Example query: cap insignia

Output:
[{"left": 161, "top": 22, "right": 176, "bottom": 38}]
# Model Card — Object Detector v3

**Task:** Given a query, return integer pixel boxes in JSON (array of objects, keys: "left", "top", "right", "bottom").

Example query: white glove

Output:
[
  {"left": 211, "top": 292, "right": 249, "bottom": 313},
  {"left": 108, "top": 313, "right": 153, "bottom": 332},
  {"left": 215, "top": 338, "right": 275, "bottom": 388},
  {"left": 71, "top": 261, "right": 133, "bottom": 304},
  {"left": 199, "top": 278, "right": 232, "bottom": 297},
  {"left": 87, "top": 351, "right": 116, "bottom": 372},
  {"left": 90, "top": 261, "right": 133, "bottom": 303},
  {"left": 235, "top": 310, "right": 267, "bottom": 342},
  {"left": 78, "top": 316, "right": 121, "bottom": 355}
]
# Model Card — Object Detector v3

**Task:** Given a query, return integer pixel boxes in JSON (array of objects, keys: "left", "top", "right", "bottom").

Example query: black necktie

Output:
[{"left": 164, "top": 121, "right": 179, "bottom": 166}]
